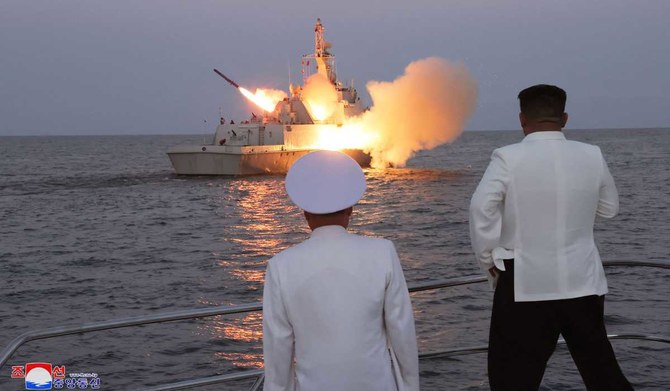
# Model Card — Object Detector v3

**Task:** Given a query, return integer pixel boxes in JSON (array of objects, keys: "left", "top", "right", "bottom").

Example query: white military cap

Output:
[{"left": 285, "top": 150, "right": 366, "bottom": 214}]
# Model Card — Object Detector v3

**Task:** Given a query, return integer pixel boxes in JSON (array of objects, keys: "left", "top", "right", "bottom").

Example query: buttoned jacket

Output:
[{"left": 469, "top": 131, "right": 619, "bottom": 301}]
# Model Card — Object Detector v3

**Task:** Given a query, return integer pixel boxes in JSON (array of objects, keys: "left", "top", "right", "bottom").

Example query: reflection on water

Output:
[
  {"left": 202, "top": 178, "right": 302, "bottom": 369},
  {"left": 210, "top": 313, "right": 264, "bottom": 369},
  {"left": 228, "top": 268, "right": 265, "bottom": 284},
  {"left": 365, "top": 167, "right": 472, "bottom": 182},
  {"left": 216, "top": 259, "right": 266, "bottom": 286},
  {"left": 200, "top": 166, "right": 478, "bottom": 370},
  {"left": 210, "top": 312, "right": 263, "bottom": 343},
  {"left": 215, "top": 351, "right": 263, "bottom": 369},
  {"left": 226, "top": 178, "right": 304, "bottom": 255}
]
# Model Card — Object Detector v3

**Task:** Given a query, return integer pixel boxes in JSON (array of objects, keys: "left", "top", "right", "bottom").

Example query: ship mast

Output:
[
  {"left": 314, "top": 18, "right": 327, "bottom": 58},
  {"left": 305, "top": 18, "right": 337, "bottom": 85}
]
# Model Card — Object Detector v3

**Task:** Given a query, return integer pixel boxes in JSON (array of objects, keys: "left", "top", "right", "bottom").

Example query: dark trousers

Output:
[{"left": 488, "top": 260, "right": 633, "bottom": 391}]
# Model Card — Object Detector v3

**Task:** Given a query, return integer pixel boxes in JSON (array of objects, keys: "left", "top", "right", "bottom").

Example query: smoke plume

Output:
[{"left": 356, "top": 57, "right": 477, "bottom": 167}]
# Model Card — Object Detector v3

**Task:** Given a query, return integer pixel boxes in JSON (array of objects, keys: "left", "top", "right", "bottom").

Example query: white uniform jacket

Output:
[
  {"left": 262, "top": 225, "right": 419, "bottom": 391},
  {"left": 469, "top": 131, "right": 619, "bottom": 302}
]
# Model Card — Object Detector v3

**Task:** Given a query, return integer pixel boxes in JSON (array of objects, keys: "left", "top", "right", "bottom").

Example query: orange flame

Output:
[
  {"left": 312, "top": 121, "right": 380, "bottom": 151},
  {"left": 306, "top": 103, "right": 332, "bottom": 122},
  {"left": 302, "top": 74, "right": 338, "bottom": 122},
  {"left": 239, "top": 87, "right": 287, "bottom": 112}
]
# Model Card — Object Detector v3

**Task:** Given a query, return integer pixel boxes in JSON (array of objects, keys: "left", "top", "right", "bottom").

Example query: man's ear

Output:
[
  {"left": 562, "top": 112, "right": 569, "bottom": 127},
  {"left": 519, "top": 112, "right": 526, "bottom": 128}
]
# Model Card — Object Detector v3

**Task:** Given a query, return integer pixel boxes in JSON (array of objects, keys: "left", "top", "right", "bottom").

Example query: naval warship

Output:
[{"left": 167, "top": 18, "right": 371, "bottom": 175}]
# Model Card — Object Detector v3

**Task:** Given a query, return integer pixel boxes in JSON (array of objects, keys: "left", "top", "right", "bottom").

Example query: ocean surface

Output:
[{"left": 1, "top": 128, "right": 668, "bottom": 390}]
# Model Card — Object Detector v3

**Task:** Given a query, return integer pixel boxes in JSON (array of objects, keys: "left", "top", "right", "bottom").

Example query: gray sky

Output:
[{"left": 1, "top": 0, "right": 668, "bottom": 136}]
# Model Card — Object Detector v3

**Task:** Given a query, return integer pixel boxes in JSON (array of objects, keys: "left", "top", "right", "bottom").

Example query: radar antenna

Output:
[{"left": 304, "top": 18, "right": 337, "bottom": 85}]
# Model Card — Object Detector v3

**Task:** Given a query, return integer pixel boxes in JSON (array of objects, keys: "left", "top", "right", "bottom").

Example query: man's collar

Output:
[
  {"left": 522, "top": 131, "right": 566, "bottom": 142},
  {"left": 310, "top": 225, "right": 348, "bottom": 238}
]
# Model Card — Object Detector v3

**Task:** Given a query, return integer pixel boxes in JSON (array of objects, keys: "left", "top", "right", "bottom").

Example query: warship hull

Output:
[{"left": 168, "top": 145, "right": 370, "bottom": 176}]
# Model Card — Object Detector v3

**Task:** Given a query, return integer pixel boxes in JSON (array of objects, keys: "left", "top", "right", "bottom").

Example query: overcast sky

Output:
[{"left": 1, "top": 0, "right": 668, "bottom": 136}]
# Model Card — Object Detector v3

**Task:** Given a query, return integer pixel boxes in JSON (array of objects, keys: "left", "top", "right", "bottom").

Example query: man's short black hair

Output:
[{"left": 518, "top": 84, "right": 566, "bottom": 120}]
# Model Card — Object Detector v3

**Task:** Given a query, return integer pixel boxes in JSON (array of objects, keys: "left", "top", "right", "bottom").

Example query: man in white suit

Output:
[
  {"left": 263, "top": 150, "right": 419, "bottom": 391},
  {"left": 469, "top": 85, "right": 632, "bottom": 390}
]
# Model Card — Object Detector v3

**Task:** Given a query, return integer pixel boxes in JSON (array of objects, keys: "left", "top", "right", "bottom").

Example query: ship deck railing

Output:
[{"left": 1, "top": 260, "right": 668, "bottom": 390}]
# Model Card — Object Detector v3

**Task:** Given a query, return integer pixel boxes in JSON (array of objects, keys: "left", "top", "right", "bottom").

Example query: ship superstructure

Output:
[{"left": 167, "top": 18, "right": 369, "bottom": 175}]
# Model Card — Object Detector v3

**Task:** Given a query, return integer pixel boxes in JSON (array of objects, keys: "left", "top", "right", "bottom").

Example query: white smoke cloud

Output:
[{"left": 356, "top": 57, "right": 478, "bottom": 167}]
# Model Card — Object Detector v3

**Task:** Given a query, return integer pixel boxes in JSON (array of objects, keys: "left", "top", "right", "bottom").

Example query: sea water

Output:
[{"left": 1, "top": 128, "right": 668, "bottom": 389}]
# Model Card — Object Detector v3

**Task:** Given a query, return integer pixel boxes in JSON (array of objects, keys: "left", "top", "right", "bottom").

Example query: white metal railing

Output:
[{"left": 1, "top": 260, "right": 668, "bottom": 390}]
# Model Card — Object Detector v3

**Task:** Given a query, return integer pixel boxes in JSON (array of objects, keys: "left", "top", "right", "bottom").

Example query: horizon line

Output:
[{"left": 1, "top": 127, "right": 668, "bottom": 138}]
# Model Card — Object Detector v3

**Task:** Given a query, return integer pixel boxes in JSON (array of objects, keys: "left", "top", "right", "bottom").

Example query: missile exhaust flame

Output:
[
  {"left": 238, "top": 87, "right": 286, "bottom": 113},
  {"left": 302, "top": 73, "right": 338, "bottom": 122},
  {"left": 213, "top": 68, "right": 287, "bottom": 113}
]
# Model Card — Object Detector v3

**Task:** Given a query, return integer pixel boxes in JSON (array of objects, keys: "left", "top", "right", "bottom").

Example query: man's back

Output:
[
  {"left": 470, "top": 84, "right": 631, "bottom": 390},
  {"left": 263, "top": 225, "right": 418, "bottom": 390},
  {"left": 470, "top": 131, "right": 619, "bottom": 301}
]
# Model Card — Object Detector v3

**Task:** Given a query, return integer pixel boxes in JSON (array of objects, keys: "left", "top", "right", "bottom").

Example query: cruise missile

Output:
[{"left": 213, "top": 69, "right": 240, "bottom": 89}]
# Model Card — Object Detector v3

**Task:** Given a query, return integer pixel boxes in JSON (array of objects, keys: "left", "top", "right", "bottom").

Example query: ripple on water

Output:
[{"left": 1, "top": 130, "right": 668, "bottom": 389}]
